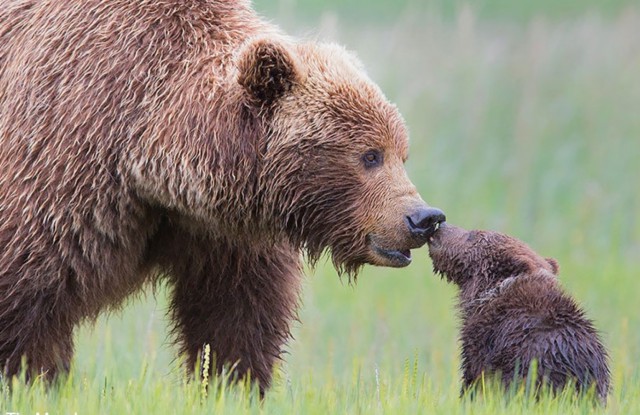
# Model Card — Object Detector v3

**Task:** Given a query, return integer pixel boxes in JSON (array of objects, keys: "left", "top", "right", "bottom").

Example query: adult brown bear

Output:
[{"left": 0, "top": 0, "right": 444, "bottom": 391}]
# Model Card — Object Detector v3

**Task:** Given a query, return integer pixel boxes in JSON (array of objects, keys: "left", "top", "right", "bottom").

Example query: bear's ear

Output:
[
  {"left": 236, "top": 38, "right": 301, "bottom": 108},
  {"left": 546, "top": 257, "right": 560, "bottom": 275}
]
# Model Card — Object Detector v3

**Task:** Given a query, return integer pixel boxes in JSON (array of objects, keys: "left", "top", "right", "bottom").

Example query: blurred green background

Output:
[
  {"left": 257, "top": 0, "right": 636, "bottom": 21},
  {"left": 4, "top": 1, "right": 639, "bottom": 413}
]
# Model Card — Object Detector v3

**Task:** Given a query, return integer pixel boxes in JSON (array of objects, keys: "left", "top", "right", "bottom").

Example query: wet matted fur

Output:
[{"left": 428, "top": 224, "right": 610, "bottom": 402}]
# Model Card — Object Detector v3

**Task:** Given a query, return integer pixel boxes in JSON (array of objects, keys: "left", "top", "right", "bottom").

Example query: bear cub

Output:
[{"left": 427, "top": 223, "right": 610, "bottom": 401}]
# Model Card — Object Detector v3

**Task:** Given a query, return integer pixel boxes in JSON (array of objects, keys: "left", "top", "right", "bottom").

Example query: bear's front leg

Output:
[
  {"left": 0, "top": 273, "right": 76, "bottom": 381},
  {"left": 168, "top": 239, "right": 302, "bottom": 393}
]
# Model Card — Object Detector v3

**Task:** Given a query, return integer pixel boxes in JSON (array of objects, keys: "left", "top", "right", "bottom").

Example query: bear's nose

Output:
[{"left": 406, "top": 207, "right": 446, "bottom": 240}]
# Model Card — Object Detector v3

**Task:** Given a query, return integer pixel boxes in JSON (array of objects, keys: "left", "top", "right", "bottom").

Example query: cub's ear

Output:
[
  {"left": 546, "top": 257, "right": 560, "bottom": 275},
  {"left": 236, "top": 38, "right": 301, "bottom": 108}
]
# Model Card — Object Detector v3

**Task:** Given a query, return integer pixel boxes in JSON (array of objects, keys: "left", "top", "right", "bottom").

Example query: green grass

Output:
[{"left": 3, "top": 5, "right": 640, "bottom": 415}]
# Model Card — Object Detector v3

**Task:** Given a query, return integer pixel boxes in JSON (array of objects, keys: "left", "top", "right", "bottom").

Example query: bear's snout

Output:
[
  {"left": 427, "top": 223, "right": 468, "bottom": 249},
  {"left": 405, "top": 207, "right": 446, "bottom": 242}
]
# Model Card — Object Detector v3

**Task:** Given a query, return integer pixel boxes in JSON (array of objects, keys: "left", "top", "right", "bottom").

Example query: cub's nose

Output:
[{"left": 406, "top": 207, "right": 446, "bottom": 239}]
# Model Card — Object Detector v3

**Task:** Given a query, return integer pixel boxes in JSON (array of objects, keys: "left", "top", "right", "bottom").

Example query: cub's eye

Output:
[{"left": 362, "top": 150, "right": 383, "bottom": 168}]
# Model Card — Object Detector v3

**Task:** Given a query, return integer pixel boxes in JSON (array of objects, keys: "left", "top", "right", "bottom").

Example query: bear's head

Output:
[
  {"left": 234, "top": 37, "right": 444, "bottom": 275},
  {"left": 427, "top": 224, "right": 559, "bottom": 287}
]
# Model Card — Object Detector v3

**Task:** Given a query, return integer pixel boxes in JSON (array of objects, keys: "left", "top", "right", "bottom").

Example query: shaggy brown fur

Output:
[
  {"left": 428, "top": 224, "right": 610, "bottom": 402},
  {"left": 0, "top": 0, "right": 444, "bottom": 391}
]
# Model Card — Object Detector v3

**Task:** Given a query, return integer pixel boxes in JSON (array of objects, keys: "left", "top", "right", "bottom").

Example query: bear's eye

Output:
[{"left": 362, "top": 150, "right": 383, "bottom": 169}]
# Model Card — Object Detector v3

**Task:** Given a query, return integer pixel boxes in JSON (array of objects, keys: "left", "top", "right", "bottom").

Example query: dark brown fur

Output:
[
  {"left": 428, "top": 224, "right": 610, "bottom": 401},
  {"left": 0, "top": 1, "right": 436, "bottom": 391}
]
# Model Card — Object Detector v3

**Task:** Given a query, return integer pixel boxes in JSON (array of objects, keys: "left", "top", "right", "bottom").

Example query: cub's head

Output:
[
  {"left": 427, "top": 224, "right": 559, "bottom": 286},
  {"left": 234, "top": 37, "right": 444, "bottom": 275}
]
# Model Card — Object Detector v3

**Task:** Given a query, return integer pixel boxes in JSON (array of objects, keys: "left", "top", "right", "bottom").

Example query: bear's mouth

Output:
[
  {"left": 368, "top": 236, "right": 413, "bottom": 267},
  {"left": 426, "top": 222, "right": 445, "bottom": 247},
  {"left": 374, "top": 247, "right": 412, "bottom": 267}
]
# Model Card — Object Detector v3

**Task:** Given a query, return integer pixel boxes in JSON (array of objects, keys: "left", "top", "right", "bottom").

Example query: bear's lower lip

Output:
[{"left": 371, "top": 245, "right": 412, "bottom": 267}]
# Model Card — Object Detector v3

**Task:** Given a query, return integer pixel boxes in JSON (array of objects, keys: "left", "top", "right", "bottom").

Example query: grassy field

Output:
[{"left": 2, "top": 2, "right": 640, "bottom": 414}]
